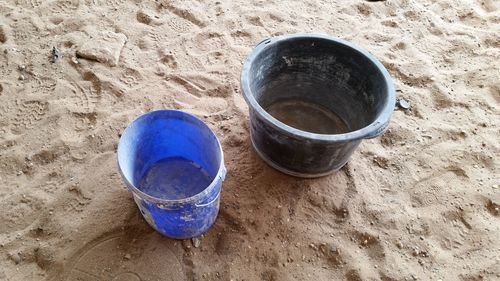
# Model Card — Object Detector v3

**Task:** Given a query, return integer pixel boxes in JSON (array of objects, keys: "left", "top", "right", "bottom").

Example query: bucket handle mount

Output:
[
  {"left": 256, "top": 38, "right": 272, "bottom": 47},
  {"left": 195, "top": 191, "right": 221, "bottom": 208}
]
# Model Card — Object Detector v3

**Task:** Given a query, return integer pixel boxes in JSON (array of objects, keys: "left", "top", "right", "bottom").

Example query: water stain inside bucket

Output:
[
  {"left": 138, "top": 157, "right": 212, "bottom": 200},
  {"left": 264, "top": 99, "right": 350, "bottom": 134}
]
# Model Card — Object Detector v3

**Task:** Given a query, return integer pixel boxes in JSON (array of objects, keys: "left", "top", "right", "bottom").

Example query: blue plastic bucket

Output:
[{"left": 117, "top": 110, "right": 226, "bottom": 239}]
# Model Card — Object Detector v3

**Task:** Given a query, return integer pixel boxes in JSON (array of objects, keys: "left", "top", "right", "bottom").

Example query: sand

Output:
[{"left": 0, "top": 0, "right": 499, "bottom": 280}]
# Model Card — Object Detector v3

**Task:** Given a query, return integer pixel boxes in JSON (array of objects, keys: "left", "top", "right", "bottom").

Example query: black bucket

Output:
[{"left": 240, "top": 33, "right": 396, "bottom": 177}]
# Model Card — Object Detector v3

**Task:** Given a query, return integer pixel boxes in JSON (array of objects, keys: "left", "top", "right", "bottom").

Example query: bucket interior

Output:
[
  {"left": 118, "top": 111, "right": 222, "bottom": 200},
  {"left": 248, "top": 37, "right": 389, "bottom": 134}
]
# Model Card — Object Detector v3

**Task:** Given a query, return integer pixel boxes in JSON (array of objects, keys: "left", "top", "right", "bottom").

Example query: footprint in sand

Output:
[
  {"left": 410, "top": 166, "right": 469, "bottom": 208},
  {"left": 61, "top": 230, "right": 185, "bottom": 281},
  {"left": 229, "top": 30, "right": 254, "bottom": 46},
  {"left": 0, "top": 193, "right": 44, "bottom": 234},
  {"left": 12, "top": 0, "right": 43, "bottom": 9},
  {"left": 0, "top": 99, "right": 49, "bottom": 135},
  {"left": 160, "top": 0, "right": 207, "bottom": 28}
]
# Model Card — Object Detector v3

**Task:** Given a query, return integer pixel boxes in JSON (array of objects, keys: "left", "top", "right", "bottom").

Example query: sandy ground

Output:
[{"left": 0, "top": 0, "right": 499, "bottom": 280}]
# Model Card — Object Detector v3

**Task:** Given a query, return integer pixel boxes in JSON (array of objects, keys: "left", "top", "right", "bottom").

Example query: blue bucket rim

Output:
[
  {"left": 117, "top": 109, "right": 226, "bottom": 206},
  {"left": 240, "top": 32, "right": 396, "bottom": 142}
]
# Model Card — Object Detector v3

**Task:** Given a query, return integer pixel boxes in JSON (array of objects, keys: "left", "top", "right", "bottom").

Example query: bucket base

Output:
[
  {"left": 264, "top": 99, "right": 350, "bottom": 134},
  {"left": 250, "top": 137, "right": 346, "bottom": 178}
]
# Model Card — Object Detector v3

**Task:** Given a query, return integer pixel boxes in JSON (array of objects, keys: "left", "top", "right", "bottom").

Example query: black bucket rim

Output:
[{"left": 240, "top": 33, "right": 396, "bottom": 142}]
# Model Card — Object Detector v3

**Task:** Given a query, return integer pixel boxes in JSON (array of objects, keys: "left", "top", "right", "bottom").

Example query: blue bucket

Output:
[{"left": 117, "top": 110, "right": 226, "bottom": 239}]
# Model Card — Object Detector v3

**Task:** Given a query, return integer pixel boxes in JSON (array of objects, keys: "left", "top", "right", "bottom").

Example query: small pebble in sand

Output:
[
  {"left": 9, "top": 252, "right": 21, "bottom": 264},
  {"left": 18, "top": 75, "right": 25, "bottom": 81},
  {"left": 124, "top": 253, "right": 131, "bottom": 260},
  {"left": 192, "top": 237, "right": 201, "bottom": 248},
  {"left": 397, "top": 98, "right": 411, "bottom": 111},
  {"left": 342, "top": 209, "right": 348, "bottom": 218},
  {"left": 52, "top": 47, "right": 59, "bottom": 63},
  {"left": 18, "top": 65, "right": 25, "bottom": 71}
]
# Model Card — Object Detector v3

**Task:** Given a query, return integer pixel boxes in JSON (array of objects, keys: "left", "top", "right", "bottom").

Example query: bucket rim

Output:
[
  {"left": 240, "top": 32, "right": 396, "bottom": 142},
  {"left": 117, "top": 109, "right": 226, "bottom": 206}
]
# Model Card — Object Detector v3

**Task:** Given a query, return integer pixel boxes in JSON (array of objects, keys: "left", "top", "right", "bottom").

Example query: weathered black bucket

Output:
[{"left": 240, "top": 33, "right": 395, "bottom": 177}]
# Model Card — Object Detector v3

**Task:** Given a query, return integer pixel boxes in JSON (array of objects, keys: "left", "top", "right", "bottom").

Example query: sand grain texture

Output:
[{"left": 0, "top": 0, "right": 499, "bottom": 280}]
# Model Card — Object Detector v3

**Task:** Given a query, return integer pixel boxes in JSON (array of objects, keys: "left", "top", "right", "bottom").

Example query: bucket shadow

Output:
[
  {"left": 210, "top": 137, "right": 360, "bottom": 279},
  {"left": 221, "top": 136, "right": 312, "bottom": 218},
  {"left": 226, "top": 136, "right": 357, "bottom": 225}
]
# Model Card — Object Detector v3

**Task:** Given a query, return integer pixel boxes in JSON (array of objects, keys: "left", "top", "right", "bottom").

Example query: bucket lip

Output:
[
  {"left": 117, "top": 109, "right": 225, "bottom": 206},
  {"left": 240, "top": 32, "right": 396, "bottom": 142}
]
